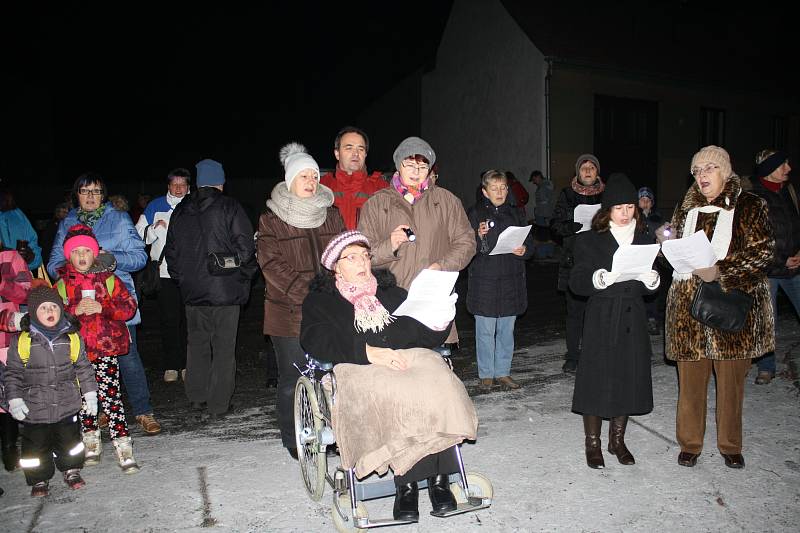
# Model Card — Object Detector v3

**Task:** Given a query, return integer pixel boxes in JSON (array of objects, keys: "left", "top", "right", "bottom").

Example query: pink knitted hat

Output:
[
  {"left": 63, "top": 224, "right": 99, "bottom": 258},
  {"left": 321, "top": 230, "right": 370, "bottom": 270}
]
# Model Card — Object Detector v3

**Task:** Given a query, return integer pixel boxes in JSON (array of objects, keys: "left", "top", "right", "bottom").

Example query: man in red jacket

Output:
[{"left": 320, "top": 126, "right": 388, "bottom": 230}]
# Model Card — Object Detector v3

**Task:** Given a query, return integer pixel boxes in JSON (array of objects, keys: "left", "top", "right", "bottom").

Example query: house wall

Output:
[
  {"left": 549, "top": 63, "right": 800, "bottom": 214},
  {"left": 421, "top": 0, "right": 547, "bottom": 212}
]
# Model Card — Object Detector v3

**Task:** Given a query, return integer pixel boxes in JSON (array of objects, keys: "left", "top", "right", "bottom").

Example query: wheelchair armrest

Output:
[{"left": 307, "top": 356, "right": 334, "bottom": 372}]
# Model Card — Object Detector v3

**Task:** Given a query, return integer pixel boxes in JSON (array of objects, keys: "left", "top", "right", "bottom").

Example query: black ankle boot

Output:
[
  {"left": 608, "top": 416, "right": 635, "bottom": 465},
  {"left": 427, "top": 474, "right": 457, "bottom": 513},
  {"left": 393, "top": 482, "right": 419, "bottom": 522}
]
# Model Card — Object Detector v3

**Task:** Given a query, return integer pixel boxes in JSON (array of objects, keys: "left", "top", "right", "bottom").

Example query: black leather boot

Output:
[
  {"left": 392, "top": 482, "right": 419, "bottom": 522},
  {"left": 608, "top": 416, "right": 635, "bottom": 465},
  {"left": 583, "top": 415, "right": 605, "bottom": 469},
  {"left": 0, "top": 414, "right": 19, "bottom": 472},
  {"left": 427, "top": 474, "right": 457, "bottom": 513}
]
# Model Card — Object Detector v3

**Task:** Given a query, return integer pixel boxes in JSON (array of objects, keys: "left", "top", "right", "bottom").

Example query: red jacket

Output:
[
  {"left": 56, "top": 264, "right": 136, "bottom": 362},
  {"left": 320, "top": 168, "right": 388, "bottom": 230}
]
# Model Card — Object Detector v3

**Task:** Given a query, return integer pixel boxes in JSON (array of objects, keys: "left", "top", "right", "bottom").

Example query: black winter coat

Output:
[
  {"left": 551, "top": 186, "right": 602, "bottom": 291},
  {"left": 300, "top": 270, "right": 449, "bottom": 364},
  {"left": 165, "top": 187, "right": 258, "bottom": 305},
  {"left": 466, "top": 197, "right": 534, "bottom": 317},
  {"left": 568, "top": 228, "right": 656, "bottom": 417},
  {"left": 749, "top": 179, "right": 800, "bottom": 278}
]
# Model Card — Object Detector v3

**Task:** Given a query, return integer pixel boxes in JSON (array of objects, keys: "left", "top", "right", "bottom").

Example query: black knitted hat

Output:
[{"left": 601, "top": 173, "right": 638, "bottom": 209}]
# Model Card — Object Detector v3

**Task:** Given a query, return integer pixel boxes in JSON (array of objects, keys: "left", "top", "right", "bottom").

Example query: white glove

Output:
[
  {"left": 8, "top": 398, "right": 29, "bottom": 421},
  {"left": 636, "top": 269, "right": 660, "bottom": 289},
  {"left": 429, "top": 293, "right": 458, "bottom": 331},
  {"left": 592, "top": 269, "right": 620, "bottom": 290},
  {"left": 83, "top": 391, "right": 98, "bottom": 417}
]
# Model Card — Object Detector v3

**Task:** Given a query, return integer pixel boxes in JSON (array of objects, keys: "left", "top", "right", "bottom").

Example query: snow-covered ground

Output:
[{"left": 2, "top": 316, "right": 798, "bottom": 532}]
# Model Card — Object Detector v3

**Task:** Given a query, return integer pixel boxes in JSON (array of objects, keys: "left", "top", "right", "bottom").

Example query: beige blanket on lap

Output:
[{"left": 331, "top": 347, "right": 478, "bottom": 479}]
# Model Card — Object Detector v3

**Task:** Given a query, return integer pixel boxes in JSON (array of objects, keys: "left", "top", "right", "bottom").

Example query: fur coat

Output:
[{"left": 665, "top": 176, "right": 775, "bottom": 361}]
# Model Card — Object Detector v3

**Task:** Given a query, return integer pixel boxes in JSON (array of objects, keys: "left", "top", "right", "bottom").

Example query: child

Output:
[
  {"left": 4, "top": 286, "right": 98, "bottom": 496},
  {"left": 568, "top": 173, "right": 660, "bottom": 469},
  {"left": 0, "top": 241, "right": 32, "bottom": 474},
  {"left": 56, "top": 224, "right": 140, "bottom": 473},
  {"left": 466, "top": 169, "right": 534, "bottom": 391}
]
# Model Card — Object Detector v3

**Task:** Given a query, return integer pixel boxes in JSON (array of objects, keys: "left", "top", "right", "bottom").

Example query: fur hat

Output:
[
  {"left": 691, "top": 145, "right": 732, "bottom": 179},
  {"left": 320, "top": 230, "right": 370, "bottom": 271},
  {"left": 575, "top": 154, "right": 600, "bottom": 176},
  {"left": 280, "top": 142, "right": 319, "bottom": 191},
  {"left": 27, "top": 286, "right": 64, "bottom": 327},
  {"left": 392, "top": 137, "right": 436, "bottom": 170},
  {"left": 602, "top": 173, "right": 638, "bottom": 209},
  {"left": 63, "top": 224, "right": 99, "bottom": 258},
  {"left": 196, "top": 159, "right": 226, "bottom": 187}
]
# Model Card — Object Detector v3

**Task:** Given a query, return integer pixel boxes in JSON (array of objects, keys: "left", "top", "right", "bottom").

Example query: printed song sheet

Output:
[
  {"left": 574, "top": 204, "right": 601, "bottom": 232},
  {"left": 393, "top": 269, "right": 459, "bottom": 329},
  {"left": 610, "top": 244, "right": 661, "bottom": 282},
  {"left": 661, "top": 230, "right": 717, "bottom": 274},
  {"left": 489, "top": 225, "right": 532, "bottom": 255}
]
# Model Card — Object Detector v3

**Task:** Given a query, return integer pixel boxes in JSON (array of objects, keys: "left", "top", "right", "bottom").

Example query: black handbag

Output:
[
  {"left": 136, "top": 247, "right": 165, "bottom": 298},
  {"left": 207, "top": 252, "right": 241, "bottom": 276},
  {"left": 690, "top": 281, "right": 753, "bottom": 332}
]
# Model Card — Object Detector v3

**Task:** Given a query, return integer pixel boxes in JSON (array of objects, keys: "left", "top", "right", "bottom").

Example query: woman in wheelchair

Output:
[{"left": 300, "top": 230, "right": 477, "bottom": 522}]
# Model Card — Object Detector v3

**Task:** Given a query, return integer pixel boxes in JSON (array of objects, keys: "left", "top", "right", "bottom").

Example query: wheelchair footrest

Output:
[{"left": 430, "top": 497, "right": 492, "bottom": 518}]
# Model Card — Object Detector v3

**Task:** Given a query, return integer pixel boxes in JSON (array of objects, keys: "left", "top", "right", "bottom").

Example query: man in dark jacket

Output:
[
  {"left": 749, "top": 150, "right": 800, "bottom": 385},
  {"left": 550, "top": 154, "right": 604, "bottom": 373},
  {"left": 165, "top": 159, "right": 257, "bottom": 420}
]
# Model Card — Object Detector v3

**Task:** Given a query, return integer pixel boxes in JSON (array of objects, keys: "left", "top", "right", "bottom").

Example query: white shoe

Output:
[
  {"left": 83, "top": 429, "right": 102, "bottom": 466},
  {"left": 164, "top": 370, "right": 179, "bottom": 383},
  {"left": 112, "top": 436, "right": 140, "bottom": 474}
]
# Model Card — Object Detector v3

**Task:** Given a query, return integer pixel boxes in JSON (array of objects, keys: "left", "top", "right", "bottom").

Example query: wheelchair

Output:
[{"left": 293, "top": 354, "right": 492, "bottom": 532}]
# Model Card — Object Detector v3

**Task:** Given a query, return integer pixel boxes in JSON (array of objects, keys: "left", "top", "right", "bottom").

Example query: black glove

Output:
[
  {"left": 570, "top": 222, "right": 583, "bottom": 234},
  {"left": 16, "top": 241, "right": 34, "bottom": 263}
]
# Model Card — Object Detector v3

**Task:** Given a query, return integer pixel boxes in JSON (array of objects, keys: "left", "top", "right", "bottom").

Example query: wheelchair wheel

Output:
[
  {"left": 294, "top": 376, "right": 327, "bottom": 501},
  {"left": 450, "top": 473, "right": 493, "bottom": 503},
  {"left": 332, "top": 493, "right": 368, "bottom": 533}
]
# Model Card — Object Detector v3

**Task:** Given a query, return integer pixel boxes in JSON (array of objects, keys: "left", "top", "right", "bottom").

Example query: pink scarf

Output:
[
  {"left": 391, "top": 172, "right": 429, "bottom": 204},
  {"left": 336, "top": 273, "right": 394, "bottom": 333}
]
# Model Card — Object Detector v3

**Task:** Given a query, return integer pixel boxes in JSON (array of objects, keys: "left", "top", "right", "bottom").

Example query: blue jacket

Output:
[
  {"left": 47, "top": 203, "right": 147, "bottom": 325},
  {"left": 0, "top": 208, "right": 42, "bottom": 269}
]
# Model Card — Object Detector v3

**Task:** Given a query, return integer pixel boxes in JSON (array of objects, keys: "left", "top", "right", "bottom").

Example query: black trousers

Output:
[
  {"left": 0, "top": 412, "right": 19, "bottom": 454},
  {"left": 270, "top": 335, "right": 307, "bottom": 449},
  {"left": 185, "top": 305, "right": 240, "bottom": 415},
  {"left": 394, "top": 446, "right": 460, "bottom": 486},
  {"left": 20, "top": 414, "right": 84, "bottom": 485},
  {"left": 157, "top": 278, "right": 187, "bottom": 372},
  {"left": 565, "top": 289, "right": 588, "bottom": 362}
]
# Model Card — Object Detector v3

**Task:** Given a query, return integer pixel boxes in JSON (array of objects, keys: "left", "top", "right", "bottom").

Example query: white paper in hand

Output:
[
  {"left": 661, "top": 230, "right": 717, "bottom": 274},
  {"left": 574, "top": 204, "right": 601, "bottom": 232},
  {"left": 393, "top": 269, "right": 459, "bottom": 330},
  {"left": 489, "top": 225, "right": 532, "bottom": 255},
  {"left": 610, "top": 244, "right": 661, "bottom": 282}
]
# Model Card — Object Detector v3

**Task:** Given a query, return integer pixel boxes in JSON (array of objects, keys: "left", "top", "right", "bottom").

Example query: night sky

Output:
[{"left": 3, "top": 2, "right": 454, "bottom": 192}]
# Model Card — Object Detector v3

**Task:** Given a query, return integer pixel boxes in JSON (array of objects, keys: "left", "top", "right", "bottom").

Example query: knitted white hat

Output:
[
  {"left": 280, "top": 142, "right": 320, "bottom": 191},
  {"left": 691, "top": 145, "right": 732, "bottom": 179}
]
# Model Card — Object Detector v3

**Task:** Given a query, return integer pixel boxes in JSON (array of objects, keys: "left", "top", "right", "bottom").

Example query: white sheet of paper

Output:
[
  {"left": 610, "top": 244, "right": 661, "bottom": 282},
  {"left": 489, "top": 225, "right": 532, "bottom": 255},
  {"left": 661, "top": 230, "right": 717, "bottom": 274},
  {"left": 574, "top": 204, "right": 601, "bottom": 232},
  {"left": 393, "top": 269, "right": 459, "bottom": 329}
]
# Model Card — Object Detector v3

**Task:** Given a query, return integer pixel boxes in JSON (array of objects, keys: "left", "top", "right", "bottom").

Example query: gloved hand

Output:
[
  {"left": 83, "top": 391, "right": 98, "bottom": 417},
  {"left": 655, "top": 223, "right": 676, "bottom": 244},
  {"left": 637, "top": 269, "right": 660, "bottom": 289},
  {"left": 12, "top": 312, "right": 24, "bottom": 331},
  {"left": 8, "top": 398, "right": 29, "bottom": 421},
  {"left": 592, "top": 269, "right": 620, "bottom": 289},
  {"left": 693, "top": 265, "right": 719, "bottom": 282},
  {"left": 429, "top": 293, "right": 458, "bottom": 331},
  {"left": 571, "top": 222, "right": 584, "bottom": 234}
]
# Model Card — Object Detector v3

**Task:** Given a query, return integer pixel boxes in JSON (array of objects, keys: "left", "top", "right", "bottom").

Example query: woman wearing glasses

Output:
[
  {"left": 300, "top": 231, "right": 476, "bottom": 523},
  {"left": 46, "top": 172, "right": 161, "bottom": 437},
  {"left": 256, "top": 142, "right": 345, "bottom": 460},
  {"left": 659, "top": 145, "right": 774, "bottom": 469},
  {"left": 357, "top": 137, "right": 475, "bottom": 349},
  {"left": 466, "top": 169, "right": 533, "bottom": 391}
]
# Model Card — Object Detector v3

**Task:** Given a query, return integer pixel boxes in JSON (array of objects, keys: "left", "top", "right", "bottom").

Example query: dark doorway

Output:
[{"left": 593, "top": 95, "right": 658, "bottom": 192}]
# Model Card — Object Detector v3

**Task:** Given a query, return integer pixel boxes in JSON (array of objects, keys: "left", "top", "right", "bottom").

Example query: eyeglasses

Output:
[
  {"left": 78, "top": 188, "right": 104, "bottom": 196},
  {"left": 401, "top": 161, "right": 430, "bottom": 173},
  {"left": 487, "top": 185, "right": 508, "bottom": 192},
  {"left": 690, "top": 164, "right": 719, "bottom": 178},
  {"left": 340, "top": 252, "right": 373, "bottom": 264}
]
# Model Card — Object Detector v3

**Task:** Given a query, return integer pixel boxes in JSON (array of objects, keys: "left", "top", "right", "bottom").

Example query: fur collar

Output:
[
  {"left": 308, "top": 269, "right": 397, "bottom": 294},
  {"left": 680, "top": 175, "right": 742, "bottom": 211}
]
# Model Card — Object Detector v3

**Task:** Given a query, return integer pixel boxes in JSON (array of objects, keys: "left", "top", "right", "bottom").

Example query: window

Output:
[
  {"left": 772, "top": 116, "right": 788, "bottom": 151},
  {"left": 700, "top": 107, "right": 725, "bottom": 147}
]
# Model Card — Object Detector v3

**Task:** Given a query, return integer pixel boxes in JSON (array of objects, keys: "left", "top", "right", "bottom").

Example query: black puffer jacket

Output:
[
  {"left": 551, "top": 186, "right": 602, "bottom": 291},
  {"left": 165, "top": 187, "right": 258, "bottom": 305},
  {"left": 749, "top": 179, "right": 800, "bottom": 278},
  {"left": 4, "top": 316, "right": 98, "bottom": 424},
  {"left": 466, "top": 197, "right": 534, "bottom": 317}
]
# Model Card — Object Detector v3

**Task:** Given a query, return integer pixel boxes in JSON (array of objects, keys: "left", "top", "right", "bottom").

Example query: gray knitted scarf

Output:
[{"left": 266, "top": 182, "right": 334, "bottom": 229}]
